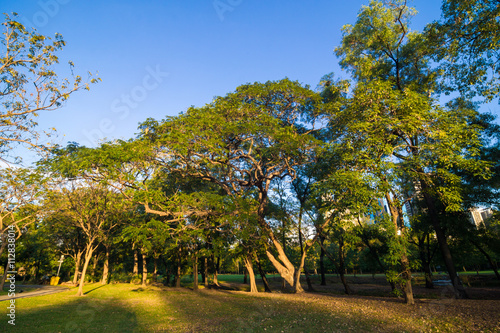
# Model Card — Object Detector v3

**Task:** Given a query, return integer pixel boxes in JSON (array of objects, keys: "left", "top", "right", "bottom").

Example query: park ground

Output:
[{"left": 0, "top": 274, "right": 499, "bottom": 332}]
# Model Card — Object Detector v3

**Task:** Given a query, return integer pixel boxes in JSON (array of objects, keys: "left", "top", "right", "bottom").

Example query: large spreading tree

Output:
[{"left": 139, "top": 78, "right": 326, "bottom": 292}]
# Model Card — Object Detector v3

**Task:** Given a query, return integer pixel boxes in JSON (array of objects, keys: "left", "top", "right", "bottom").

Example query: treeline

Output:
[{"left": 1, "top": 0, "right": 499, "bottom": 304}]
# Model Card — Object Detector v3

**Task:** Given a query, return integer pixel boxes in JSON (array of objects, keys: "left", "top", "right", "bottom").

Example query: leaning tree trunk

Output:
[
  {"left": 471, "top": 240, "right": 500, "bottom": 280},
  {"left": 141, "top": 249, "right": 148, "bottom": 287},
  {"left": 338, "top": 236, "right": 352, "bottom": 295},
  {"left": 292, "top": 248, "right": 307, "bottom": 293},
  {"left": 101, "top": 246, "right": 110, "bottom": 285},
  {"left": 420, "top": 179, "right": 468, "bottom": 299},
  {"left": 77, "top": 244, "right": 94, "bottom": 297},
  {"left": 243, "top": 255, "right": 258, "bottom": 293},
  {"left": 258, "top": 189, "right": 298, "bottom": 289}
]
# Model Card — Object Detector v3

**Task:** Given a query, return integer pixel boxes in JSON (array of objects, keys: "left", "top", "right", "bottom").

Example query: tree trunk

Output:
[
  {"left": 318, "top": 238, "right": 351, "bottom": 294},
  {"left": 101, "top": 246, "right": 110, "bottom": 285},
  {"left": 212, "top": 256, "right": 220, "bottom": 287},
  {"left": 153, "top": 257, "right": 158, "bottom": 282},
  {"left": 204, "top": 257, "right": 209, "bottom": 288},
  {"left": 471, "top": 240, "right": 500, "bottom": 280},
  {"left": 165, "top": 271, "right": 171, "bottom": 286},
  {"left": 319, "top": 235, "right": 326, "bottom": 286},
  {"left": 73, "top": 250, "right": 82, "bottom": 285},
  {"left": 243, "top": 266, "right": 248, "bottom": 284},
  {"left": 338, "top": 237, "right": 352, "bottom": 295},
  {"left": 420, "top": 180, "right": 468, "bottom": 299},
  {"left": 77, "top": 244, "right": 94, "bottom": 297},
  {"left": 32, "top": 265, "right": 38, "bottom": 282},
  {"left": 176, "top": 247, "right": 182, "bottom": 288},
  {"left": 292, "top": 269, "right": 304, "bottom": 293},
  {"left": 91, "top": 254, "right": 99, "bottom": 282},
  {"left": 303, "top": 264, "right": 315, "bottom": 292},
  {"left": 265, "top": 245, "right": 296, "bottom": 288},
  {"left": 258, "top": 186, "right": 297, "bottom": 288},
  {"left": 133, "top": 247, "right": 139, "bottom": 275},
  {"left": 385, "top": 192, "right": 414, "bottom": 304},
  {"left": 193, "top": 253, "right": 198, "bottom": 291},
  {"left": 292, "top": 249, "right": 307, "bottom": 293},
  {"left": 418, "top": 237, "right": 434, "bottom": 289},
  {"left": 255, "top": 255, "right": 272, "bottom": 292},
  {"left": 293, "top": 204, "right": 307, "bottom": 293},
  {"left": 423, "top": 262, "right": 434, "bottom": 289},
  {"left": 141, "top": 249, "right": 148, "bottom": 287},
  {"left": 401, "top": 253, "right": 414, "bottom": 305},
  {"left": 243, "top": 255, "right": 258, "bottom": 293}
]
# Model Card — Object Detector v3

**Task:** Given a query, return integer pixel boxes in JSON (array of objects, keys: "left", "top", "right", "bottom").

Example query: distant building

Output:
[{"left": 469, "top": 207, "right": 493, "bottom": 228}]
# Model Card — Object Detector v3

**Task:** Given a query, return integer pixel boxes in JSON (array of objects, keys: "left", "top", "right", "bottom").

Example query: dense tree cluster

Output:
[{"left": 1, "top": 0, "right": 499, "bottom": 305}]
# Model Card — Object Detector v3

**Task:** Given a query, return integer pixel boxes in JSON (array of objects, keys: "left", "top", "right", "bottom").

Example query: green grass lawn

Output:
[
  {"left": 0, "top": 283, "right": 372, "bottom": 332},
  {"left": 0, "top": 282, "right": 497, "bottom": 332}
]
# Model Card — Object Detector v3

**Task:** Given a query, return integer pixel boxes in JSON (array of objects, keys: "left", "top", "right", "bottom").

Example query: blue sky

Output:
[{"left": 1, "top": 0, "right": 470, "bottom": 164}]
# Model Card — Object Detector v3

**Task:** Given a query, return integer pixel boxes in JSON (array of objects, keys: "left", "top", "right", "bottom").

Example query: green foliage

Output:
[
  {"left": 0, "top": 166, "right": 46, "bottom": 258},
  {"left": 141, "top": 79, "right": 324, "bottom": 196},
  {"left": 323, "top": 0, "right": 491, "bottom": 220},
  {"left": 425, "top": 0, "right": 500, "bottom": 101}
]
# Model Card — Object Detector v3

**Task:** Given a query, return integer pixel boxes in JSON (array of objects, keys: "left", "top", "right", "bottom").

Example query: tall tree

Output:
[{"left": 329, "top": 0, "right": 491, "bottom": 300}]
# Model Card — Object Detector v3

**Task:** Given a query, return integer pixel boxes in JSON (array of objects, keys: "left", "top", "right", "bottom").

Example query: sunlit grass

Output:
[{"left": 0, "top": 282, "right": 497, "bottom": 332}]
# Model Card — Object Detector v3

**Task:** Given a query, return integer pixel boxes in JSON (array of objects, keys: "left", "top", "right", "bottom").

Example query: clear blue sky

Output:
[{"left": 2, "top": 0, "right": 464, "bottom": 164}]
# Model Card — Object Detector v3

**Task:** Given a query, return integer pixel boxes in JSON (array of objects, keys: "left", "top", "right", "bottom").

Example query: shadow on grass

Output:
[
  {"left": 83, "top": 284, "right": 105, "bottom": 295},
  {"left": 0, "top": 292, "right": 138, "bottom": 333}
]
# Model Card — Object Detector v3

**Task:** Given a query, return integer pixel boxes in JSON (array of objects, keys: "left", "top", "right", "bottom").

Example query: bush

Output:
[{"left": 110, "top": 272, "right": 133, "bottom": 283}]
